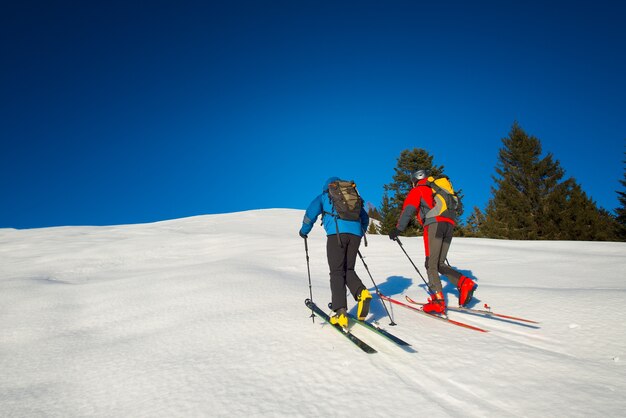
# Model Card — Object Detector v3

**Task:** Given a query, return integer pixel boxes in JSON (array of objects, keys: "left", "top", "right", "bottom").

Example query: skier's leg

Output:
[
  {"left": 426, "top": 223, "right": 444, "bottom": 294},
  {"left": 343, "top": 234, "right": 365, "bottom": 297},
  {"left": 436, "top": 223, "right": 462, "bottom": 286},
  {"left": 327, "top": 235, "right": 348, "bottom": 311}
]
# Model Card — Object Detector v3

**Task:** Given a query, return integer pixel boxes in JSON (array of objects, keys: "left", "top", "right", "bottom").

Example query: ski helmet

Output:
[{"left": 411, "top": 169, "right": 428, "bottom": 182}]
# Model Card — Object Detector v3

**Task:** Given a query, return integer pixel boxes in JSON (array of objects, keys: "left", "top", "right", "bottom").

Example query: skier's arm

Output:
[
  {"left": 360, "top": 206, "right": 370, "bottom": 233},
  {"left": 397, "top": 188, "right": 421, "bottom": 231},
  {"left": 300, "top": 195, "right": 323, "bottom": 236}
]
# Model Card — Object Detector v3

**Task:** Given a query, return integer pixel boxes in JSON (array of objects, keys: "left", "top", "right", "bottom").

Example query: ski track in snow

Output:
[{"left": 1, "top": 209, "right": 626, "bottom": 417}]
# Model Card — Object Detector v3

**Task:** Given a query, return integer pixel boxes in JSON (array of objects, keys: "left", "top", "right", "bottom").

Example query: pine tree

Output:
[
  {"left": 366, "top": 203, "right": 382, "bottom": 234},
  {"left": 551, "top": 181, "right": 616, "bottom": 240},
  {"left": 379, "top": 148, "right": 445, "bottom": 236},
  {"left": 366, "top": 203, "right": 382, "bottom": 221},
  {"left": 481, "top": 122, "right": 563, "bottom": 239},
  {"left": 617, "top": 151, "right": 626, "bottom": 240},
  {"left": 465, "top": 206, "right": 486, "bottom": 237},
  {"left": 378, "top": 191, "right": 397, "bottom": 234},
  {"left": 482, "top": 122, "right": 619, "bottom": 241}
]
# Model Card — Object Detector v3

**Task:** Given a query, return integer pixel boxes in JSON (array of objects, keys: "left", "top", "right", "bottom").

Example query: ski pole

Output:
[
  {"left": 303, "top": 237, "right": 315, "bottom": 323},
  {"left": 394, "top": 237, "right": 430, "bottom": 294},
  {"left": 357, "top": 250, "right": 396, "bottom": 326}
]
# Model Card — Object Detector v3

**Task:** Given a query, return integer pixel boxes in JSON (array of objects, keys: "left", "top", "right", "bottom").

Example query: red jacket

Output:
[{"left": 397, "top": 178, "right": 455, "bottom": 230}]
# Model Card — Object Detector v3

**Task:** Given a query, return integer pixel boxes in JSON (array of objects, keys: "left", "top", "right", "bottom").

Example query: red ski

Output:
[
  {"left": 405, "top": 295, "right": 539, "bottom": 325},
  {"left": 379, "top": 293, "right": 488, "bottom": 333}
]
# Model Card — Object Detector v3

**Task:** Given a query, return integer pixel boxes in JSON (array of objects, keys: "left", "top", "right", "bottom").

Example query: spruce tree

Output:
[
  {"left": 617, "top": 151, "right": 626, "bottom": 240},
  {"left": 551, "top": 181, "right": 613, "bottom": 240},
  {"left": 465, "top": 206, "right": 486, "bottom": 237},
  {"left": 366, "top": 203, "right": 382, "bottom": 222},
  {"left": 366, "top": 203, "right": 382, "bottom": 234},
  {"left": 378, "top": 191, "right": 397, "bottom": 234},
  {"left": 379, "top": 148, "right": 445, "bottom": 236},
  {"left": 482, "top": 122, "right": 619, "bottom": 241},
  {"left": 482, "top": 122, "right": 564, "bottom": 239}
]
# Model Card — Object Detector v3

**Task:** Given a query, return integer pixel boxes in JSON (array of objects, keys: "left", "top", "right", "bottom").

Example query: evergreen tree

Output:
[
  {"left": 551, "top": 180, "right": 617, "bottom": 240},
  {"left": 366, "top": 203, "right": 382, "bottom": 221},
  {"left": 482, "top": 122, "right": 619, "bottom": 241},
  {"left": 481, "top": 122, "right": 563, "bottom": 239},
  {"left": 366, "top": 203, "right": 382, "bottom": 234},
  {"left": 617, "top": 151, "right": 626, "bottom": 240},
  {"left": 596, "top": 208, "right": 620, "bottom": 242},
  {"left": 465, "top": 206, "right": 486, "bottom": 237},
  {"left": 379, "top": 148, "right": 445, "bottom": 236},
  {"left": 378, "top": 191, "right": 397, "bottom": 234}
]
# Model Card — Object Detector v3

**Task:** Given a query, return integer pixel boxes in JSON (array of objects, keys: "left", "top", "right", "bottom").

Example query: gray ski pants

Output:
[{"left": 424, "top": 222, "right": 462, "bottom": 294}]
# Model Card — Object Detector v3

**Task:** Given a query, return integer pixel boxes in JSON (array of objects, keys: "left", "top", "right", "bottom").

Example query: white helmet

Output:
[{"left": 411, "top": 169, "right": 428, "bottom": 182}]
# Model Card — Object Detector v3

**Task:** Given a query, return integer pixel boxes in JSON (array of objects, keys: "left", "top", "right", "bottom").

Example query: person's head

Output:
[{"left": 411, "top": 169, "right": 428, "bottom": 186}]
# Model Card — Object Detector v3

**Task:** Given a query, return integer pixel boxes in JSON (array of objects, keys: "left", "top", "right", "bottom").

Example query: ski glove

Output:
[
  {"left": 388, "top": 228, "right": 401, "bottom": 241},
  {"left": 299, "top": 230, "right": 308, "bottom": 239}
]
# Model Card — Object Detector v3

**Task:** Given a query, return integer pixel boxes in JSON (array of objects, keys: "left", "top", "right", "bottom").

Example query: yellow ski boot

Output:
[
  {"left": 357, "top": 288, "right": 372, "bottom": 320},
  {"left": 330, "top": 308, "right": 348, "bottom": 330}
]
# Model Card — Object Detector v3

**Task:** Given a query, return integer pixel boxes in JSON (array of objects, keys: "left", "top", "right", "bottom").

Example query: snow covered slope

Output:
[{"left": 1, "top": 209, "right": 625, "bottom": 417}]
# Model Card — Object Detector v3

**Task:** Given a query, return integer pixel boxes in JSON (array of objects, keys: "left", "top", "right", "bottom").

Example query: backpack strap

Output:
[{"left": 321, "top": 193, "right": 343, "bottom": 248}]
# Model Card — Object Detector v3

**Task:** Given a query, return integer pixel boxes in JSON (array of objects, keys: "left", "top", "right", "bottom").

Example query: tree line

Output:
[{"left": 367, "top": 122, "right": 626, "bottom": 241}]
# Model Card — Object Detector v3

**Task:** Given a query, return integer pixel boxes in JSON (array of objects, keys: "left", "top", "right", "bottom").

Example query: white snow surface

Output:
[{"left": 1, "top": 208, "right": 625, "bottom": 417}]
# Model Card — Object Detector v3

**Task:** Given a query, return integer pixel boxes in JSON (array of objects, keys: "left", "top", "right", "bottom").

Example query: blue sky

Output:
[{"left": 1, "top": 1, "right": 625, "bottom": 229}]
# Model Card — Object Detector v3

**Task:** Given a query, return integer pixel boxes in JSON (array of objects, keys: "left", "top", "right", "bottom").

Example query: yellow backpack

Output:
[{"left": 426, "top": 176, "right": 460, "bottom": 219}]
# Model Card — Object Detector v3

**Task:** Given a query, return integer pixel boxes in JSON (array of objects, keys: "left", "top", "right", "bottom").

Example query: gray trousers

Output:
[
  {"left": 327, "top": 234, "right": 366, "bottom": 311},
  {"left": 424, "top": 222, "right": 462, "bottom": 294}
]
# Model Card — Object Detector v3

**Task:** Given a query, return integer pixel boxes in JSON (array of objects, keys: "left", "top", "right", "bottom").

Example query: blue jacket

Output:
[{"left": 300, "top": 177, "right": 369, "bottom": 237}]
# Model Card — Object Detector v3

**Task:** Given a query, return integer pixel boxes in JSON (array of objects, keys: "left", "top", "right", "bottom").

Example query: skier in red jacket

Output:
[{"left": 388, "top": 169, "right": 477, "bottom": 313}]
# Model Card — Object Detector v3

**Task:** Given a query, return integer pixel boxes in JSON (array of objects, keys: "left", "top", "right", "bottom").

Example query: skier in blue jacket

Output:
[{"left": 299, "top": 177, "right": 372, "bottom": 329}]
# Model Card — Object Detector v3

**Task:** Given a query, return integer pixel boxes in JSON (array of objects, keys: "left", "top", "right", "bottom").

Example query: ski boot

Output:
[
  {"left": 357, "top": 288, "right": 372, "bottom": 320},
  {"left": 330, "top": 308, "right": 348, "bottom": 329},
  {"left": 458, "top": 276, "right": 477, "bottom": 307},
  {"left": 422, "top": 292, "right": 446, "bottom": 314}
]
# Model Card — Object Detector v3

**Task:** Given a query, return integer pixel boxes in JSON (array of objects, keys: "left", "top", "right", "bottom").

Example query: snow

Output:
[{"left": 1, "top": 208, "right": 625, "bottom": 417}]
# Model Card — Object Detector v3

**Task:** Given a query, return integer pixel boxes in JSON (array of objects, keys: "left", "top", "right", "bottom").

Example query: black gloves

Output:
[
  {"left": 388, "top": 228, "right": 401, "bottom": 241},
  {"left": 299, "top": 230, "right": 308, "bottom": 239}
]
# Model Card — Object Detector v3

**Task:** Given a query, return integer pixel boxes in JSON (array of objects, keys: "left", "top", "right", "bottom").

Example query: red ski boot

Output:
[
  {"left": 422, "top": 292, "right": 446, "bottom": 314},
  {"left": 458, "top": 276, "right": 477, "bottom": 307}
]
